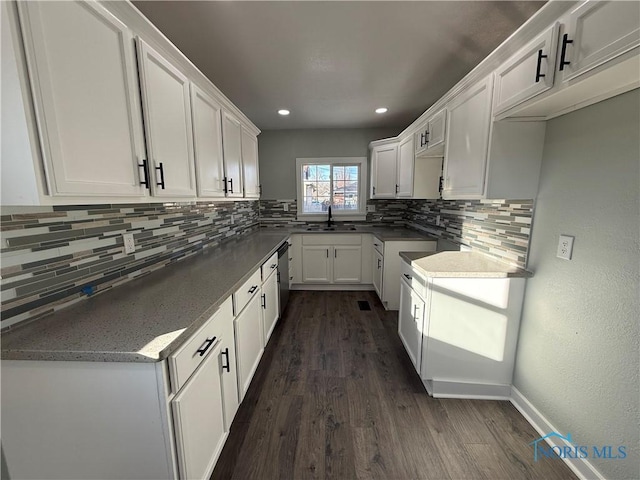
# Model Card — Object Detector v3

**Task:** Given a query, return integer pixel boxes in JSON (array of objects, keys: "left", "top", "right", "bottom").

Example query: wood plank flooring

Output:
[{"left": 211, "top": 291, "right": 576, "bottom": 480}]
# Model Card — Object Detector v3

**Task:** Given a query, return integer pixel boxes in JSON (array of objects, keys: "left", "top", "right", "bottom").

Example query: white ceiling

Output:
[{"left": 132, "top": 1, "right": 545, "bottom": 130}]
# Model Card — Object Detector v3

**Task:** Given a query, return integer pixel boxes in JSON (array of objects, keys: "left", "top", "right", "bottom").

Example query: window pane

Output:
[
  {"left": 318, "top": 165, "right": 330, "bottom": 181},
  {"left": 332, "top": 165, "right": 358, "bottom": 211}
]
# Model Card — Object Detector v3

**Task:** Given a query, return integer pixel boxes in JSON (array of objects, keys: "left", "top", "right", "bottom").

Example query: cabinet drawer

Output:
[
  {"left": 302, "top": 234, "right": 361, "bottom": 245},
  {"left": 234, "top": 268, "right": 261, "bottom": 315},
  {"left": 401, "top": 260, "right": 426, "bottom": 299},
  {"left": 168, "top": 296, "right": 233, "bottom": 393},
  {"left": 372, "top": 236, "right": 384, "bottom": 255},
  {"left": 261, "top": 252, "right": 278, "bottom": 282}
]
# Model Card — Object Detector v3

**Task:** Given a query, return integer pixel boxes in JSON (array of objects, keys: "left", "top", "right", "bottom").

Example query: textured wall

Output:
[
  {"left": 513, "top": 90, "right": 639, "bottom": 479},
  {"left": 258, "top": 127, "right": 400, "bottom": 199},
  {"left": 1, "top": 201, "right": 259, "bottom": 329}
]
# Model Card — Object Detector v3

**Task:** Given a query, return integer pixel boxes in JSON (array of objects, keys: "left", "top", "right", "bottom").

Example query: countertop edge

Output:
[{"left": 399, "top": 251, "right": 533, "bottom": 278}]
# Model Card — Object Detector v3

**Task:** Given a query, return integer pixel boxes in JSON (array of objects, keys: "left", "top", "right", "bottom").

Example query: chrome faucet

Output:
[{"left": 327, "top": 205, "right": 333, "bottom": 227}]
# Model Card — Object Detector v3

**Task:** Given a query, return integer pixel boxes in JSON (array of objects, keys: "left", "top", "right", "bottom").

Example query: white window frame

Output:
[{"left": 296, "top": 157, "right": 368, "bottom": 221}]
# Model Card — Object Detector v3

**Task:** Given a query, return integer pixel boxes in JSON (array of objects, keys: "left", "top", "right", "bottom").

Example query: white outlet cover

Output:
[
  {"left": 283, "top": 203, "right": 289, "bottom": 212},
  {"left": 367, "top": 205, "right": 376, "bottom": 212},
  {"left": 556, "top": 234, "right": 574, "bottom": 260},
  {"left": 123, "top": 233, "right": 135, "bottom": 254}
]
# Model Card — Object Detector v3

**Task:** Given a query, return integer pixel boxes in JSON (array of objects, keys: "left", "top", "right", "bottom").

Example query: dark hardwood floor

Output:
[{"left": 211, "top": 291, "right": 576, "bottom": 480}]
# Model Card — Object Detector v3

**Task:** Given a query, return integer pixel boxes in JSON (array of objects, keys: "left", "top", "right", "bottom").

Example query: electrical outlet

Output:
[
  {"left": 283, "top": 203, "right": 289, "bottom": 212},
  {"left": 556, "top": 234, "right": 574, "bottom": 260},
  {"left": 230, "top": 214, "right": 235, "bottom": 225},
  {"left": 436, "top": 215, "right": 441, "bottom": 226},
  {"left": 367, "top": 205, "right": 376, "bottom": 213},
  {"left": 123, "top": 233, "right": 135, "bottom": 254}
]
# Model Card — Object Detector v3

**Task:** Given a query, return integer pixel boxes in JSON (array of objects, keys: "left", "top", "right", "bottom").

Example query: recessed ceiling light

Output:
[
  {"left": 375, "top": 107, "right": 388, "bottom": 114},
  {"left": 278, "top": 109, "right": 290, "bottom": 116}
]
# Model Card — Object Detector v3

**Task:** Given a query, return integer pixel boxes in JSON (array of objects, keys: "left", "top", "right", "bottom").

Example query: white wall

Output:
[
  {"left": 514, "top": 89, "right": 639, "bottom": 480},
  {"left": 258, "top": 127, "right": 400, "bottom": 199}
]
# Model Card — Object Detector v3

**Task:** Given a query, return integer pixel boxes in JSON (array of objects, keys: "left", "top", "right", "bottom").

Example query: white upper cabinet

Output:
[
  {"left": 137, "top": 39, "right": 197, "bottom": 198},
  {"left": 493, "top": 23, "right": 560, "bottom": 115},
  {"left": 370, "top": 143, "right": 398, "bottom": 198},
  {"left": 241, "top": 127, "right": 260, "bottom": 198},
  {"left": 396, "top": 136, "right": 414, "bottom": 197},
  {"left": 443, "top": 76, "right": 493, "bottom": 199},
  {"left": 560, "top": 1, "right": 640, "bottom": 82},
  {"left": 190, "top": 84, "right": 225, "bottom": 198},
  {"left": 415, "top": 109, "right": 447, "bottom": 157},
  {"left": 17, "top": 1, "right": 147, "bottom": 197},
  {"left": 221, "top": 111, "right": 244, "bottom": 198}
]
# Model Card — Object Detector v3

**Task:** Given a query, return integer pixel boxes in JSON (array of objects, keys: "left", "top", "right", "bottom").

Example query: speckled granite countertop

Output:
[
  {"left": 1, "top": 231, "right": 289, "bottom": 363},
  {"left": 399, "top": 251, "right": 532, "bottom": 278}
]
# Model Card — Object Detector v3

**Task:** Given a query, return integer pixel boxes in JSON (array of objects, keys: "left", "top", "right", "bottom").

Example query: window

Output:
[{"left": 296, "top": 157, "right": 367, "bottom": 221}]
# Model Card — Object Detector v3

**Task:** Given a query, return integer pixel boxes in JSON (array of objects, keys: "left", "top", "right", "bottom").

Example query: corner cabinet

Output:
[
  {"left": 137, "top": 39, "right": 197, "bottom": 198},
  {"left": 16, "top": 0, "right": 148, "bottom": 197}
]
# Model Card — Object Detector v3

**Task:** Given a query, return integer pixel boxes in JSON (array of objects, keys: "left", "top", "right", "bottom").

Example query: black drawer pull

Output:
[
  {"left": 535, "top": 49, "right": 547, "bottom": 82},
  {"left": 261, "top": 293, "right": 266, "bottom": 309},
  {"left": 248, "top": 285, "right": 258, "bottom": 294},
  {"left": 377, "top": 258, "right": 381, "bottom": 269},
  {"left": 221, "top": 348, "right": 230, "bottom": 372},
  {"left": 223, "top": 176, "right": 228, "bottom": 194},
  {"left": 228, "top": 177, "right": 234, "bottom": 194},
  {"left": 155, "top": 162, "right": 165, "bottom": 189},
  {"left": 271, "top": 264, "right": 277, "bottom": 269},
  {"left": 138, "top": 159, "right": 150, "bottom": 189},
  {"left": 196, "top": 336, "right": 216, "bottom": 357},
  {"left": 559, "top": 33, "right": 573, "bottom": 71},
  {"left": 404, "top": 273, "right": 412, "bottom": 280}
]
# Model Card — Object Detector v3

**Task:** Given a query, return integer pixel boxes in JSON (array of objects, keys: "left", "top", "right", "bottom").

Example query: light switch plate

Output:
[{"left": 556, "top": 234, "right": 574, "bottom": 260}]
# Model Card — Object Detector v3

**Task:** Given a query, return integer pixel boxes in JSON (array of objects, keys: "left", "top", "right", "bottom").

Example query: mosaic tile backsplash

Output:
[
  {"left": 1, "top": 202, "right": 259, "bottom": 329},
  {"left": 260, "top": 198, "right": 534, "bottom": 268}
]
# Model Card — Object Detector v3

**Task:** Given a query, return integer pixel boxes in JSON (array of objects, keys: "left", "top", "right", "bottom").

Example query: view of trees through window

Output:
[{"left": 302, "top": 164, "right": 359, "bottom": 213}]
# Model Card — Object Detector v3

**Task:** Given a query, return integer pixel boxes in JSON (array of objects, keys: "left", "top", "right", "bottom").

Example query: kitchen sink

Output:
[{"left": 305, "top": 226, "right": 357, "bottom": 231}]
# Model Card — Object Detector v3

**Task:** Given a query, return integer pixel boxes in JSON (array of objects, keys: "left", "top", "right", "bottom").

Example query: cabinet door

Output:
[
  {"left": 261, "top": 271, "right": 279, "bottom": 344},
  {"left": 443, "top": 75, "right": 494, "bottom": 199},
  {"left": 398, "top": 280, "right": 424, "bottom": 374},
  {"left": 333, "top": 246, "right": 362, "bottom": 283},
  {"left": 218, "top": 305, "right": 239, "bottom": 432},
  {"left": 241, "top": 127, "right": 260, "bottom": 198},
  {"left": 222, "top": 111, "right": 244, "bottom": 198},
  {"left": 562, "top": 1, "right": 640, "bottom": 82},
  {"left": 172, "top": 342, "right": 226, "bottom": 480},
  {"left": 414, "top": 123, "right": 429, "bottom": 156},
  {"left": 17, "top": 1, "right": 147, "bottom": 197},
  {"left": 396, "top": 136, "right": 414, "bottom": 197},
  {"left": 234, "top": 293, "right": 264, "bottom": 400},
  {"left": 426, "top": 109, "right": 447, "bottom": 150},
  {"left": 371, "top": 144, "right": 398, "bottom": 198},
  {"left": 190, "top": 84, "right": 225, "bottom": 197},
  {"left": 302, "top": 246, "right": 331, "bottom": 283},
  {"left": 493, "top": 24, "right": 559, "bottom": 115},
  {"left": 373, "top": 250, "right": 383, "bottom": 298},
  {"left": 137, "top": 40, "right": 196, "bottom": 197}
]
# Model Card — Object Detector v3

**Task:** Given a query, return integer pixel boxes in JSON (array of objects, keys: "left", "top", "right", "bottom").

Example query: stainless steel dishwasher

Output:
[{"left": 277, "top": 241, "right": 289, "bottom": 315}]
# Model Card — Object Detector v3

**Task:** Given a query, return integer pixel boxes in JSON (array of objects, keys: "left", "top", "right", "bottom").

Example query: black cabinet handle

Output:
[
  {"left": 271, "top": 264, "right": 277, "bottom": 269},
  {"left": 155, "top": 162, "right": 165, "bottom": 189},
  {"left": 438, "top": 176, "right": 444, "bottom": 194},
  {"left": 138, "top": 159, "right": 150, "bottom": 189},
  {"left": 221, "top": 348, "right": 230, "bottom": 372},
  {"left": 372, "top": 186, "right": 376, "bottom": 195},
  {"left": 404, "top": 273, "right": 412, "bottom": 280},
  {"left": 559, "top": 33, "right": 573, "bottom": 71},
  {"left": 228, "top": 177, "right": 234, "bottom": 194},
  {"left": 334, "top": 249, "right": 337, "bottom": 258},
  {"left": 223, "top": 176, "right": 228, "bottom": 194},
  {"left": 261, "top": 293, "right": 266, "bottom": 309},
  {"left": 535, "top": 49, "right": 547, "bottom": 82},
  {"left": 377, "top": 258, "right": 381, "bottom": 269},
  {"left": 248, "top": 285, "right": 258, "bottom": 294},
  {"left": 277, "top": 271, "right": 281, "bottom": 283},
  {"left": 196, "top": 336, "right": 216, "bottom": 357},
  {"left": 420, "top": 132, "right": 426, "bottom": 147},
  {"left": 326, "top": 249, "right": 329, "bottom": 258},
  {"left": 425, "top": 129, "right": 430, "bottom": 144},
  {"left": 395, "top": 184, "right": 399, "bottom": 194}
]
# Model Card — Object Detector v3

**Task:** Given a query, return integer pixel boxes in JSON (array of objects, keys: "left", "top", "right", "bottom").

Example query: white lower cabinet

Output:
[
  {"left": 172, "top": 341, "right": 225, "bottom": 480},
  {"left": 301, "top": 245, "right": 332, "bottom": 283},
  {"left": 333, "top": 245, "right": 362, "bottom": 283},
  {"left": 399, "top": 258, "right": 526, "bottom": 400},
  {"left": 234, "top": 291, "right": 264, "bottom": 400},
  {"left": 261, "top": 267, "right": 280, "bottom": 344},
  {"left": 398, "top": 278, "right": 425, "bottom": 373},
  {"left": 372, "top": 248, "right": 383, "bottom": 297},
  {"left": 298, "top": 234, "right": 365, "bottom": 286}
]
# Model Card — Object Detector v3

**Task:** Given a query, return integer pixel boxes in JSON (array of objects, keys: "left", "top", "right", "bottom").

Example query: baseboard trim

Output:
[
  {"left": 290, "top": 284, "right": 375, "bottom": 291},
  {"left": 426, "top": 379, "right": 512, "bottom": 400},
  {"left": 510, "top": 386, "right": 605, "bottom": 480}
]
